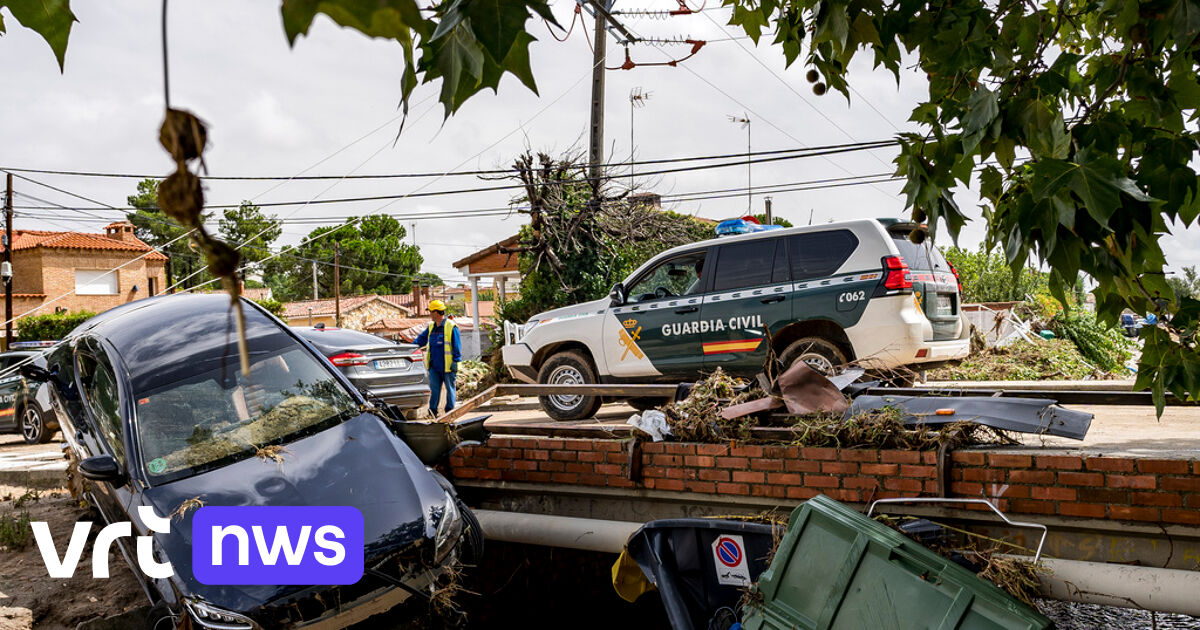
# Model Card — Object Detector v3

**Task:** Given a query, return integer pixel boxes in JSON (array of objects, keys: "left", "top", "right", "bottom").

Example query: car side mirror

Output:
[
  {"left": 78, "top": 455, "right": 128, "bottom": 485},
  {"left": 609, "top": 283, "right": 626, "bottom": 306},
  {"left": 19, "top": 364, "right": 54, "bottom": 384}
]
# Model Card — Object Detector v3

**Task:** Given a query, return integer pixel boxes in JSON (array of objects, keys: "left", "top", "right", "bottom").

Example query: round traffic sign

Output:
[{"left": 715, "top": 536, "right": 742, "bottom": 567}]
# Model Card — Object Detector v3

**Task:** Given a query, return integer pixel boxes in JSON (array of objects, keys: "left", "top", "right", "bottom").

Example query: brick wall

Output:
[
  {"left": 11, "top": 249, "right": 166, "bottom": 318},
  {"left": 448, "top": 438, "right": 1200, "bottom": 527}
]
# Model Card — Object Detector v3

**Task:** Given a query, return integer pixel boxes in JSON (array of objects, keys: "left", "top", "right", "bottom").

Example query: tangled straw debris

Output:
[{"left": 659, "top": 368, "right": 1016, "bottom": 449}]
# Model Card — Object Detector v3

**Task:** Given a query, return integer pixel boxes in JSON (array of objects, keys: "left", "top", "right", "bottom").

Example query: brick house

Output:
[
  {"left": 5, "top": 221, "right": 167, "bottom": 320},
  {"left": 280, "top": 294, "right": 415, "bottom": 330}
]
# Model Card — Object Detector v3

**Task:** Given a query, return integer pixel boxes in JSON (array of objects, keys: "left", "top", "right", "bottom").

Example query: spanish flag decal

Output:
[{"left": 702, "top": 338, "right": 763, "bottom": 355}]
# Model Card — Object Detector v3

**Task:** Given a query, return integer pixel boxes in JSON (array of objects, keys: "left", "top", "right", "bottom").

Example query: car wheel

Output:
[
  {"left": 459, "top": 500, "right": 484, "bottom": 565},
  {"left": 537, "top": 351, "right": 602, "bottom": 421},
  {"left": 20, "top": 405, "right": 51, "bottom": 444},
  {"left": 779, "top": 337, "right": 847, "bottom": 376}
]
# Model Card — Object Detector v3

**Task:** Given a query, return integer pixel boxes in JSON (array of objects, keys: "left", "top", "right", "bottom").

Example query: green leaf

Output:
[
  {"left": 462, "top": 0, "right": 534, "bottom": 61},
  {"left": 1174, "top": 0, "right": 1200, "bottom": 46},
  {"left": 0, "top": 0, "right": 77, "bottom": 69},
  {"left": 281, "top": 0, "right": 425, "bottom": 43}
]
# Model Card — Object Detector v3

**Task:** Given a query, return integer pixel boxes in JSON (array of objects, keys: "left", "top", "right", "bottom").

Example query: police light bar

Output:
[{"left": 715, "top": 217, "right": 785, "bottom": 236}]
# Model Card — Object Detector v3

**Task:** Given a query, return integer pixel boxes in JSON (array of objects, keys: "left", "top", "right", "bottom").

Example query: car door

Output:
[
  {"left": 788, "top": 230, "right": 864, "bottom": 328},
  {"left": 74, "top": 338, "right": 135, "bottom": 522},
  {"left": 701, "top": 237, "right": 792, "bottom": 375},
  {"left": 605, "top": 249, "right": 710, "bottom": 380},
  {"left": 0, "top": 355, "right": 21, "bottom": 431}
]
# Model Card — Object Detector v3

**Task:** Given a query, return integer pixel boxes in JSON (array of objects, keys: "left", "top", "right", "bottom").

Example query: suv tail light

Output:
[
  {"left": 329, "top": 352, "right": 368, "bottom": 367},
  {"left": 882, "top": 256, "right": 913, "bottom": 290},
  {"left": 948, "top": 261, "right": 963, "bottom": 293}
]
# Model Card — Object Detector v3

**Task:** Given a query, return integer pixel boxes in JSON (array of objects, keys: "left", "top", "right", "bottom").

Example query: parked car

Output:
[
  {"left": 503, "top": 218, "right": 971, "bottom": 420},
  {"left": 292, "top": 326, "right": 430, "bottom": 416},
  {"left": 27, "top": 294, "right": 476, "bottom": 629},
  {"left": 0, "top": 349, "right": 60, "bottom": 444}
]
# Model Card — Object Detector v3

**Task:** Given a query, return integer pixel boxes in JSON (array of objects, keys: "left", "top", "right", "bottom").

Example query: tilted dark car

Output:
[
  {"left": 30, "top": 294, "right": 478, "bottom": 629},
  {"left": 292, "top": 326, "right": 430, "bottom": 415},
  {"left": 0, "top": 350, "right": 60, "bottom": 444}
]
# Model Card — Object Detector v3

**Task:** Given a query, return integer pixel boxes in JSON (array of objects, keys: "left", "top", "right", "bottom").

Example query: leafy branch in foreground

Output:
[
  {"left": 724, "top": 0, "right": 1200, "bottom": 413},
  {"left": 8, "top": 0, "right": 1200, "bottom": 410}
]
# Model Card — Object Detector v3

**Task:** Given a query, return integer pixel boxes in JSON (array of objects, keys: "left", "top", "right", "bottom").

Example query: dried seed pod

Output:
[
  {"left": 159, "top": 108, "right": 208, "bottom": 164},
  {"left": 157, "top": 170, "right": 204, "bottom": 228},
  {"left": 202, "top": 237, "right": 241, "bottom": 278},
  {"left": 805, "top": 69, "right": 819, "bottom": 83},
  {"left": 913, "top": 207, "right": 927, "bottom": 223},
  {"left": 909, "top": 228, "right": 927, "bottom": 244},
  {"left": 812, "top": 82, "right": 827, "bottom": 96}
]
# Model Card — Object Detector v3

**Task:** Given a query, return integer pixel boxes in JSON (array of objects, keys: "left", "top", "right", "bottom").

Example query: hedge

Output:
[{"left": 16, "top": 311, "right": 97, "bottom": 342}]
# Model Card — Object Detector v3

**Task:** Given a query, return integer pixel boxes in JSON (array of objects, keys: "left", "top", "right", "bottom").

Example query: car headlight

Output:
[
  {"left": 184, "top": 599, "right": 255, "bottom": 630},
  {"left": 434, "top": 491, "right": 463, "bottom": 562}
]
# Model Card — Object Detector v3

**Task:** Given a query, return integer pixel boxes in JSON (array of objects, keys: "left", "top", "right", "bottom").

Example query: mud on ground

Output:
[{"left": 0, "top": 484, "right": 144, "bottom": 629}]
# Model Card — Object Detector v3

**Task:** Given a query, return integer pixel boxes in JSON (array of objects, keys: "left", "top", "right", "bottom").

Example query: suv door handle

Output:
[
  {"left": 674, "top": 306, "right": 698, "bottom": 314},
  {"left": 760, "top": 295, "right": 786, "bottom": 304}
]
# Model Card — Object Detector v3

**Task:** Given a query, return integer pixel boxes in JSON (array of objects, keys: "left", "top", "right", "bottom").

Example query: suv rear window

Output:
[
  {"left": 713, "top": 240, "right": 776, "bottom": 291},
  {"left": 788, "top": 230, "right": 858, "bottom": 280},
  {"left": 890, "top": 233, "right": 951, "bottom": 272}
]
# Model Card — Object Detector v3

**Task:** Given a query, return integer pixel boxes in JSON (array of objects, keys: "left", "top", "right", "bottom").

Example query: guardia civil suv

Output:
[{"left": 502, "top": 218, "right": 971, "bottom": 420}]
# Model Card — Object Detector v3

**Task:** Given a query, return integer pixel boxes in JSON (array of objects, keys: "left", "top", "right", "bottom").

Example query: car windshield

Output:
[{"left": 136, "top": 345, "right": 358, "bottom": 480}]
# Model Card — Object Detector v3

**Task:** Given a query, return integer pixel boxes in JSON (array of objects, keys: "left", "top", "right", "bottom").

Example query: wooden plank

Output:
[
  {"left": 436, "top": 385, "right": 499, "bottom": 423},
  {"left": 494, "top": 384, "right": 678, "bottom": 397}
]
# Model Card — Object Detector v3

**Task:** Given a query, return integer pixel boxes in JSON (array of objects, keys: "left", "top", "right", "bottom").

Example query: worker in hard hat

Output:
[{"left": 414, "top": 299, "right": 462, "bottom": 416}]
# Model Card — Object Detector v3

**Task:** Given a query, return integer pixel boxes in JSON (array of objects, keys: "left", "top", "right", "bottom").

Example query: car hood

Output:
[
  {"left": 530, "top": 298, "right": 610, "bottom": 324},
  {"left": 141, "top": 412, "right": 448, "bottom": 613}
]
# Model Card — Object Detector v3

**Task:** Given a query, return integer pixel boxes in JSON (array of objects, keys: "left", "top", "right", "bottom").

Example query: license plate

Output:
[
  {"left": 936, "top": 294, "right": 954, "bottom": 315},
  {"left": 374, "top": 358, "right": 410, "bottom": 370}
]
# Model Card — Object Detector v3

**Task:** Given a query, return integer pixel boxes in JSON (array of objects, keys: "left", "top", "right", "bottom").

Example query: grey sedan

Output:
[{"left": 293, "top": 326, "right": 430, "bottom": 414}]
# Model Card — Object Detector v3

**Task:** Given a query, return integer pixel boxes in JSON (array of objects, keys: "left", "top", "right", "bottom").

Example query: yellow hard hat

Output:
[{"left": 428, "top": 299, "right": 447, "bottom": 312}]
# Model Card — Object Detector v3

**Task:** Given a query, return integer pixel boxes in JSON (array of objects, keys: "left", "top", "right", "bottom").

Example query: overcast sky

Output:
[{"left": 2, "top": 1, "right": 1197, "bottom": 290}]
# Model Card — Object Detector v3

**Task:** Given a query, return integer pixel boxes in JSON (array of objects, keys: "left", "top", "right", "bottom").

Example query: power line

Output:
[
  {"left": 0, "top": 138, "right": 896, "bottom": 182},
  {"left": 3, "top": 141, "right": 897, "bottom": 212},
  {"left": 697, "top": 10, "right": 899, "bottom": 171}
]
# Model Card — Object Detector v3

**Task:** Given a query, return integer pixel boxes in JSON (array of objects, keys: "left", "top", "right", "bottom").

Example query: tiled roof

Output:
[
  {"left": 8, "top": 229, "right": 168, "bottom": 261},
  {"left": 281, "top": 294, "right": 415, "bottom": 319},
  {"left": 366, "top": 316, "right": 495, "bottom": 342}
]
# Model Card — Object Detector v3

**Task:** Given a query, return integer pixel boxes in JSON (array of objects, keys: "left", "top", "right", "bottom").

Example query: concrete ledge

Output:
[{"left": 0, "top": 468, "right": 67, "bottom": 489}]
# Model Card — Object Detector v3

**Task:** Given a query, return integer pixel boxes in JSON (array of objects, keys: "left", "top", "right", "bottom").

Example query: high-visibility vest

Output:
[{"left": 423, "top": 318, "right": 457, "bottom": 372}]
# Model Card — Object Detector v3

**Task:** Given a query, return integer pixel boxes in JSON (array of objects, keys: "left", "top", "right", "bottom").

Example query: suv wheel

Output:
[
  {"left": 537, "top": 351, "right": 602, "bottom": 421},
  {"left": 780, "top": 337, "right": 847, "bottom": 375},
  {"left": 20, "top": 405, "right": 51, "bottom": 445}
]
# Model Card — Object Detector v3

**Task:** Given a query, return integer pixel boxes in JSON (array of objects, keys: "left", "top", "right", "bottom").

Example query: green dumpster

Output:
[{"left": 743, "top": 495, "right": 1050, "bottom": 630}]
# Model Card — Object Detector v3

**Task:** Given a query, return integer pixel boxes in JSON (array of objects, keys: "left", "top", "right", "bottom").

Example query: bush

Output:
[
  {"left": 1050, "top": 309, "right": 1133, "bottom": 373},
  {"left": 942, "top": 246, "right": 1047, "bottom": 303},
  {"left": 16, "top": 310, "right": 97, "bottom": 341},
  {"left": 929, "top": 339, "right": 1103, "bottom": 381},
  {"left": 253, "top": 297, "right": 285, "bottom": 318},
  {"left": 0, "top": 510, "right": 32, "bottom": 550}
]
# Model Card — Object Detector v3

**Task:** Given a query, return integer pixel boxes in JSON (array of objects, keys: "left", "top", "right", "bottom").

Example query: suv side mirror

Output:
[
  {"left": 79, "top": 455, "right": 128, "bottom": 485},
  {"left": 609, "top": 283, "right": 626, "bottom": 306}
]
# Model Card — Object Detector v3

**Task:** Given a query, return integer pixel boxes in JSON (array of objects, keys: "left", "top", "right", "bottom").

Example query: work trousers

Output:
[{"left": 428, "top": 368, "right": 457, "bottom": 415}]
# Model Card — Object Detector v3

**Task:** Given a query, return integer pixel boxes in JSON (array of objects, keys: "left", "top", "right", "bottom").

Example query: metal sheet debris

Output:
[{"left": 847, "top": 395, "right": 1093, "bottom": 440}]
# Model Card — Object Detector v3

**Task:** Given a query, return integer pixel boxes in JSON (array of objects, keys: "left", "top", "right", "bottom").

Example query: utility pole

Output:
[
  {"left": 333, "top": 242, "right": 341, "bottom": 327},
  {"left": 3, "top": 173, "right": 11, "bottom": 350},
  {"left": 764, "top": 197, "right": 773, "bottom": 225},
  {"left": 629, "top": 88, "right": 651, "bottom": 190},
  {"left": 410, "top": 222, "right": 417, "bottom": 248},
  {"left": 311, "top": 261, "right": 318, "bottom": 300},
  {"left": 587, "top": 1, "right": 610, "bottom": 192},
  {"left": 728, "top": 114, "right": 752, "bottom": 213}
]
